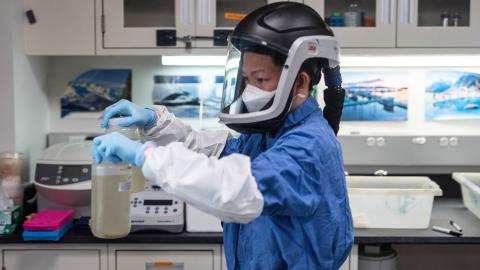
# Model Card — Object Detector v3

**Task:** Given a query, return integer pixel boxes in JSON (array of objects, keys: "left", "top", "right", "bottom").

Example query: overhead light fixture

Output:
[
  {"left": 162, "top": 55, "right": 227, "bottom": 66},
  {"left": 161, "top": 54, "right": 480, "bottom": 67},
  {"left": 340, "top": 55, "right": 480, "bottom": 67}
]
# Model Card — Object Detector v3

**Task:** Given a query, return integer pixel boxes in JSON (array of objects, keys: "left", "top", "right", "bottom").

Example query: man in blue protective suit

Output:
[{"left": 92, "top": 2, "right": 353, "bottom": 270}]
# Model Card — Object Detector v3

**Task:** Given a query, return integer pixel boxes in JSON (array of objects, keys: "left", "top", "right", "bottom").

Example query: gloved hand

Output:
[
  {"left": 92, "top": 132, "right": 156, "bottom": 167},
  {"left": 101, "top": 99, "right": 157, "bottom": 128}
]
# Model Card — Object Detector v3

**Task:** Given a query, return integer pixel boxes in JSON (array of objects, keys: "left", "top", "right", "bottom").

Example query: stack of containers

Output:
[
  {"left": 0, "top": 152, "right": 24, "bottom": 234},
  {"left": 23, "top": 210, "right": 74, "bottom": 241}
]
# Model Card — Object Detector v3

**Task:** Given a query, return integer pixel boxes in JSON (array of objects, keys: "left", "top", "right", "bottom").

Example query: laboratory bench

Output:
[
  {"left": 0, "top": 199, "right": 479, "bottom": 270},
  {"left": 0, "top": 198, "right": 479, "bottom": 245}
]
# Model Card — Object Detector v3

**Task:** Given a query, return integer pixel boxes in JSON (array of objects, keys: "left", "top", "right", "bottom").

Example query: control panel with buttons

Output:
[
  {"left": 130, "top": 183, "right": 184, "bottom": 233},
  {"left": 35, "top": 164, "right": 91, "bottom": 186}
]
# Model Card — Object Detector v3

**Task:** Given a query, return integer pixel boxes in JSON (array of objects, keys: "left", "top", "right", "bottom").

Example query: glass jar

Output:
[
  {"left": 106, "top": 118, "right": 146, "bottom": 193},
  {"left": 91, "top": 117, "right": 138, "bottom": 239},
  {"left": 0, "top": 153, "right": 24, "bottom": 206},
  {"left": 91, "top": 162, "right": 131, "bottom": 239},
  {"left": 105, "top": 117, "right": 143, "bottom": 141}
]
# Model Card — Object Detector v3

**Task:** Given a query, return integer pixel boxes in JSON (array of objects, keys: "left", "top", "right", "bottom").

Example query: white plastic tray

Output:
[
  {"left": 452, "top": 172, "right": 480, "bottom": 220},
  {"left": 347, "top": 176, "right": 443, "bottom": 229}
]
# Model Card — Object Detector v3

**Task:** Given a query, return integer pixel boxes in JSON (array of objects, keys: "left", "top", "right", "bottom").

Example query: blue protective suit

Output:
[{"left": 221, "top": 97, "right": 353, "bottom": 270}]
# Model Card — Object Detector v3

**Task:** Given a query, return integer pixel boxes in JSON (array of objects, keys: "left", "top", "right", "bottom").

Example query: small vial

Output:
[
  {"left": 441, "top": 10, "right": 450, "bottom": 27},
  {"left": 453, "top": 12, "right": 461, "bottom": 27}
]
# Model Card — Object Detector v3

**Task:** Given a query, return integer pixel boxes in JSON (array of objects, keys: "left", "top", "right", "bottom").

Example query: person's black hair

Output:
[{"left": 242, "top": 42, "right": 325, "bottom": 91}]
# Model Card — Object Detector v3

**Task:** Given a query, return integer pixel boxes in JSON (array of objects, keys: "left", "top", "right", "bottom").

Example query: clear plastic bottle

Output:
[
  {"left": 441, "top": 10, "right": 450, "bottom": 27},
  {"left": 344, "top": 1, "right": 361, "bottom": 27},
  {"left": 452, "top": 12, "right": 461, "bottom": 27},
  {"left": 91, "top": 117, "right": 139, "bottom": 239},
  {"left": 91, "top": 161, "right": 132, "bottom": 239},
  {"left": 106, "top": 118, "right": 146, "bottom": 193}
]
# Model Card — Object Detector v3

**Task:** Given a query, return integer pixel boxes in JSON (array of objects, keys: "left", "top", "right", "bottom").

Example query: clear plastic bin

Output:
[
  {"left": 347, "top": 176, "right": 443, "bottom": 229},
  {"left": 452, "top": 172, "right": 480, "bottom": 220}
]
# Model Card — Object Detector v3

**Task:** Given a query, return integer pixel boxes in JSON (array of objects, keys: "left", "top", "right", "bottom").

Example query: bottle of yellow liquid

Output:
[
  {"left": 90, "top": 118, "right": 140, "bottom": 239},
  {"left": 105, "top": 118, "right": 146, "bottom": 193},
  {"left": 91, "top": 161, "right": 131, "bottom": 239}
]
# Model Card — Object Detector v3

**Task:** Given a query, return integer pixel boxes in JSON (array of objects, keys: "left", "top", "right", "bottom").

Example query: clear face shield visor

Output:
[{"left": 221, "top": 41, "right": 287, "bottom": 116}]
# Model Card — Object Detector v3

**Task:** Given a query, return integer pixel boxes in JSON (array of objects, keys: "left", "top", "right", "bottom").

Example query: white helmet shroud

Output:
[{"left": 219, "top": 35, "right": 340, "bottom": 130}]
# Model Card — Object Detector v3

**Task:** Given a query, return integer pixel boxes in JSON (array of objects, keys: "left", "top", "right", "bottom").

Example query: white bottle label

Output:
[
  {"left": 118, "top": 180, "right": 132, "bottom": 192},
  {"left": 344, "top": 11, "right": 359, "bottom": 27}
]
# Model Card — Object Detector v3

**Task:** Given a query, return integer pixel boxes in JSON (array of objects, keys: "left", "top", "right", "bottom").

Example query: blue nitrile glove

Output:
[
  {"left": 101, "top": 99, "right": 157, "bottom": 128},
  {"left": 92, "top": 132, "right": 156, "bottom": 167}
]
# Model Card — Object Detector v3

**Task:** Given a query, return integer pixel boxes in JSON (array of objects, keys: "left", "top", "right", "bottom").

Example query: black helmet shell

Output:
[{"left": 230, "top": 2, "right": 334, "bottom": 55}]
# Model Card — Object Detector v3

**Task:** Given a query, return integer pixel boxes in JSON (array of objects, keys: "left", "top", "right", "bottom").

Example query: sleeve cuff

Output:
[{"left": 135, "top": 141, "right": 157, "bottom": 167}]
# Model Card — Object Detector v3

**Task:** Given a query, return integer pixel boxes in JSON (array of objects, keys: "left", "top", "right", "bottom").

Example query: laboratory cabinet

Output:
[
  {"left": 314, "top": 0, "right": 480, "bottom": 48},
  {"left": 100, "top": 0, "right": 295, "bottom": 51},
  {"left": 109, "top": 244, "right": 222, "bottom": 270},
  {"left": 397, "top": 0, "right": 480, "bottom": 47},
  {"left": 312, "top": 0, "right": 396, "bottom": 48},
  {"left": 23, "top": 0, "right": 480, "bottom": 55},
  {"left": 0, "top": 243, "right": 357, "bottom": 270},
  {"left": 23, "top": 0, "right": 96, "bottom": 55},
  {"left": 0, "top": 244, "right": 108, "bottom": 270},
  {"left": 340, "top": 135, "right": 480, "bottom": 174},
  {"left": 220, "top": 245, "right": 357, "bottom": 270}
]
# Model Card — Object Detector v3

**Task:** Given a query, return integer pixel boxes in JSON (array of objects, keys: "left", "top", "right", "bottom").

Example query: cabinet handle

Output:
[{"left": 177, "top": 30, "right": 232, "bottom": 48}]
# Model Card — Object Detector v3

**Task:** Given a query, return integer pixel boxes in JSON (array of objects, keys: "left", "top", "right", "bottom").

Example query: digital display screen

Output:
[
  {"left": 62, "top": 165, "right": 82, "bottom": 176},
  {"left": 143, "top": 200, "right": 173, "bottom": 206}
]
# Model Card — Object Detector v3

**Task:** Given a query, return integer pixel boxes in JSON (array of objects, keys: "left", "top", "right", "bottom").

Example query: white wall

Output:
[
  {"left": 318, "top": 66, "right": 480, "bottom": 136},
  {"left": 0, "top": 0, "right": 16, "bottom": 153},
  {"left": 0, "top": 0, "right": 49, "bottom": 181},
  {"left": 47, "top": 57, "right": 480, "bottom": 137},
  {"left": 47, "top": 56, "right": 224, "bottom": 134}
]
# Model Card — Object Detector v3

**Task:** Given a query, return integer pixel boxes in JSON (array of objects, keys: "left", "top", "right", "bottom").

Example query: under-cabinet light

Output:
[{"left": 162, "top": 55, "right": 227, "bottom": 66}]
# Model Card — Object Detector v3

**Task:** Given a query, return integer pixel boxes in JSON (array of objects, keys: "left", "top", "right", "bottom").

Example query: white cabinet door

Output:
[
  {"left": 102, "top": 0, "right": 195, "bottom": 48},
  {"left": 221, "top": 245, "right": 227, "bottom": 270},
  {"left": 116, "top": 250, "right": 214, "bottom": 270},
  {"left": 24, "top": 0, "right": 95, "bottom": 55},
  {"left": 397, "top": 0, "right": 480, "bottom": 47},
  {"left": 4, "top": 250, "right": 101, "bottom": 270},
  {"left": 308, "top": 0, "right": 396, "bottom": 48},
  {"left": 195, "top": 0, "right": 280, "bottom": 48}
]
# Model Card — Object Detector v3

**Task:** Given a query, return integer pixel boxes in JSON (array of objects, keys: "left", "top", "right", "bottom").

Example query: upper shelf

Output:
[{"left": 24, "top": 0, "right": 480, "bottom": 55}]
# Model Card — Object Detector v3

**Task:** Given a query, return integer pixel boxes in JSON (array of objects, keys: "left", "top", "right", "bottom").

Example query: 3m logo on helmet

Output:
[{"left": 307, "top": 43, "right": 317, "bottom": 54}]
